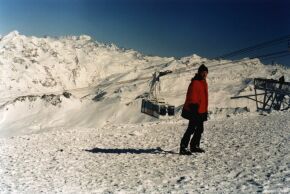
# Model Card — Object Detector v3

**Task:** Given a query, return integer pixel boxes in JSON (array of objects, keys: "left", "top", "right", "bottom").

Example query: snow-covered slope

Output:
[
  {"left": 0, "top": 110, "right": 289, "bottom": 193},
  {"left": 0, "top": 31, "right": 289, "bottom": 137}
]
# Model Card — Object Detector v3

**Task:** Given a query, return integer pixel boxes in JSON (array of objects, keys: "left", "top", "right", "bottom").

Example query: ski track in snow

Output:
[{"left": 0, "top": 111, "right": 289, "bottom": 193}]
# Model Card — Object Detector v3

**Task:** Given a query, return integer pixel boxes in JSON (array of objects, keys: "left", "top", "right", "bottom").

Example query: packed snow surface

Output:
[
  {"left": 0, "top": 111, "right": 289, "bottom": 193},
  {"left": 0, "top": 31, "right": 289, "bottom": 193}
]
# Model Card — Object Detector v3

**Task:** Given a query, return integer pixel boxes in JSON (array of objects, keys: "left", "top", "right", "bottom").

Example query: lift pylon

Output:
[{"left": 254, "top": 77, "right": 290, "bottom": 111}]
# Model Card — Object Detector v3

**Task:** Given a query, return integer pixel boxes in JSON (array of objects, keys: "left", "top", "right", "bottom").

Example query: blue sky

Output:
[{"left": 0, "top": 0, "right": 289, "bottom": 66}]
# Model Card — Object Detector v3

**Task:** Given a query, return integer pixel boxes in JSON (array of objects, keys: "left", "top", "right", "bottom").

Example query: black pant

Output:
[{"left": 180, "top": 120, "right": 204, "bottom": 149}]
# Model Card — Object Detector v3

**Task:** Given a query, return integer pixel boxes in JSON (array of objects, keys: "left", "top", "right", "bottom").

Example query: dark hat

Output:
[{"left": 198, "top": 64, "right": 208, "bottom": 73}]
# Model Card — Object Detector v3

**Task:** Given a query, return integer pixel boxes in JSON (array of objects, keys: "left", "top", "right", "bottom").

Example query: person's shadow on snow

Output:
[{"left": 85, "top": 147, "right": 175, "bottom": 154}]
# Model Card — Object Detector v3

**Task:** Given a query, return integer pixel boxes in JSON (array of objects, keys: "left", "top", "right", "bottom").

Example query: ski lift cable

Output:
[
  {"left": 219, "top": 39, "right": 288, "bottom": 59},
  {"left": 0, "top": 74, "right": 154, "bottom": 102},
  {"left": 216, "top": 35, "right": 290, "bottom": 59},
  {"left": 217, "top": 36, "right": 290, "bottom": 59},
  {"left": 172, "top": 50, "right": 289, "bottom": 75},
  {"left": 261, "top": 53, "right": 290, "bottom": 62},
  {"left": 249, "top": 50, "right": 290, "bottom": 59}
]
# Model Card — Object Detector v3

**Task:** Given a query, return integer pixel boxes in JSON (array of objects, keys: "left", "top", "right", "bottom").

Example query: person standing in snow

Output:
[{"left": 180, "top": 64, "right": 208, "bottom": 155}]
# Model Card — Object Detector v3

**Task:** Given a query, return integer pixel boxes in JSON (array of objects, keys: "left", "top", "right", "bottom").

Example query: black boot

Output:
[
  {"left": 190, "top": 147, "right": 205, "bottom": 153},
  {"left": 179, "top": 147, "right": 192, "bottom": 155}
]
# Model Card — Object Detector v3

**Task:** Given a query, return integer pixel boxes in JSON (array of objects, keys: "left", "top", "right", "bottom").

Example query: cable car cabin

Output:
[
  {"left": 140, "top": 70, "right": 175, "bottom": 118},
  {"left": 141, "top": 99, "right": 175, "bottom": 118}
]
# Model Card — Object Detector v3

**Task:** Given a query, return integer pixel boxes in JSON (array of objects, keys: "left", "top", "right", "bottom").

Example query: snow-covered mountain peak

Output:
[
  {"left": 1, "top": 31, "right": 26, "bottom": 44},
  {"left": 180, "top": 54, "right": 204, "bottom": 65},
  {"left": 5, "top": 30, "right": 20, "bottom": 38}
]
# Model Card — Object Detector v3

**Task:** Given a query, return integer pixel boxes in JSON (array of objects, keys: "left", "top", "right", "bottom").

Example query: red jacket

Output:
[{"left": 183, "top": 76, "right": 208, "bottom": 114}]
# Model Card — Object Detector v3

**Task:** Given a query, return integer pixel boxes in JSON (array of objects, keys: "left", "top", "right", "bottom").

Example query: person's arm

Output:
[{"left": 187, "top": 81, "right": 201, "bottom": 114}]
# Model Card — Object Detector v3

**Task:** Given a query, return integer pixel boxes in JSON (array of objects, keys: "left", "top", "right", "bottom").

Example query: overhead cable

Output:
[{"left": 216, "top": 35, "right": 290, "bottom": 59}]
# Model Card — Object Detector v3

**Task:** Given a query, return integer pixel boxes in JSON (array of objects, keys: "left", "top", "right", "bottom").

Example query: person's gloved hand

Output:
[{"left": 189, "top": 104, "right": 198, "bottom": 115}]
